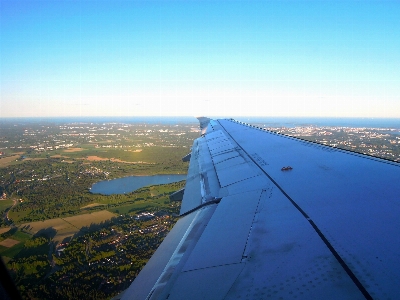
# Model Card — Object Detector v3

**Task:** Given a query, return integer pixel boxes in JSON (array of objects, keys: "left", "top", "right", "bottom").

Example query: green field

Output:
[
  {"left": 0, "top": 230, "right": 32, "bottom": 258},
  {"left": 3, "top": 230, "right": 31, "bottom": 242},
  {"left": 0, "top": 211, "right": 118, "bottom": 261},
  {"left": 18, "top": 210, "right": 117, "bottom": 243},
  {"left": 0, "top": 199, "right": 13, "bottom": 211},
  {"left": 1, "top": 242, "right": 25, "bottom": 258}
]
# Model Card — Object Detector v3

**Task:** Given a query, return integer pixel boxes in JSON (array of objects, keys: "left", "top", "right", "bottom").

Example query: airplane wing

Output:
[{"left": 122, "top": 117, "right": 400, "bottom": 300}]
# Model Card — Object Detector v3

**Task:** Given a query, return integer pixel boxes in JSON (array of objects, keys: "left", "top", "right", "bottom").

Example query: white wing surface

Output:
[{"left": 122, "top": 118, "right": 400, "bottom": 300}]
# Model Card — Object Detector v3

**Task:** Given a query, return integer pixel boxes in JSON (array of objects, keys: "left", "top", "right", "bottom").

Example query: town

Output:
[
  {"left": 265, "top": 125, "right": 400, "bottom": 162},
  {"left": 0, "top": 120, "right": 199, "bottom": 154}
]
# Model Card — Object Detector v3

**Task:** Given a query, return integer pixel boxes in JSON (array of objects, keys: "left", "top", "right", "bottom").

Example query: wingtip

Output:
[{"left": 196, "top": 116, "right": 211, "bottom": 128}]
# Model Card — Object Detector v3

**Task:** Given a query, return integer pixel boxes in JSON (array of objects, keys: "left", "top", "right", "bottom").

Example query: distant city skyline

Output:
[{"left": 1, "top": 0, "right": 399, "bottom": 118}]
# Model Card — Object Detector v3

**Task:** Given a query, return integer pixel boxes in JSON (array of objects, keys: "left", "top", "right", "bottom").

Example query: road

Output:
[{"left": 3, "top": 199, "right": 17, "bottom": 225}]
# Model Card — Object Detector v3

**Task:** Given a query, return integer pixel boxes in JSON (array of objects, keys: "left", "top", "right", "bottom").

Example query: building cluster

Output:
[
  {"left": 0, "top": 122, "right": 195, "bottom": 154},
  {"left": 82, "top": 167, "right": 108, "bottom": 176},
  {"left": 134, "top": 212, "right": 155, "bottom": 221},
  {"left": 267, "top": 126, "right": 400, "bottom": 161}
]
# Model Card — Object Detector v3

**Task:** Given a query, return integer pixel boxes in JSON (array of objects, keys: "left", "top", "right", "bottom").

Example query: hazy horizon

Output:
[
  {"left": 1, "top": 1, "right": 400, "bottom": 118},
  {"left": 1, "top": 115, "right": 400, "bottom": 130}
]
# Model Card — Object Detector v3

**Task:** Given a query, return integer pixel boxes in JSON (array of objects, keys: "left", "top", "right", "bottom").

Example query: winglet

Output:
[{"left": 196, "top": 117, "right": 211, "bottom": 135}]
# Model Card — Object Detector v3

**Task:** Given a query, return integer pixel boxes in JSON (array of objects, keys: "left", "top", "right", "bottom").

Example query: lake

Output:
[{"left": 90, "top": 174, "right": 187, "bottom": 195}]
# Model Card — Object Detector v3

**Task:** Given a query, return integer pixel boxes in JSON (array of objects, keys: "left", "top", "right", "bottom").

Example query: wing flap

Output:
[
  {"left": 167, "top": 264, "right": 244, "bottom": 300},
  {"left": 215, "top": 162, "right": 259, "bottom": 187},
  {"left": 182, "top": 190, "right": 264, "bottom": 271},
  {"left": 211, "top": 149, "right": 240, "bottom": 164},
  {"left": 214, "top": 155, "right": 245, "bottom": 169}
]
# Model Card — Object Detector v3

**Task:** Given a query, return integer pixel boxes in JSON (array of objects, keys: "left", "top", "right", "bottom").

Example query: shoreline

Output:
[{"left": 89, "top": 173, "right": 187, "bottom": 195}]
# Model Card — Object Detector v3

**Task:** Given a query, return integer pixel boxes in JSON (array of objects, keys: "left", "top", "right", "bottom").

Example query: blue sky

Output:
[{"left": 1, "top": 0, "right": 399, "bottom": 118}]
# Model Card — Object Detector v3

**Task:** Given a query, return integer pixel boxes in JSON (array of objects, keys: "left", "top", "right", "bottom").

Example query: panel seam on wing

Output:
[
  {"left": 218, "top": 119, "right": 374, "bottom": 300},
  {"left": 241, "top": 189, "right": 266, "bottom": 261}
]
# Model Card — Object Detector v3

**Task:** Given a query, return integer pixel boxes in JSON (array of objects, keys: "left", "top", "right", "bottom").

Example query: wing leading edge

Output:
[{"left": 122, "top": 118, "right": 400, "bottom": 300}]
